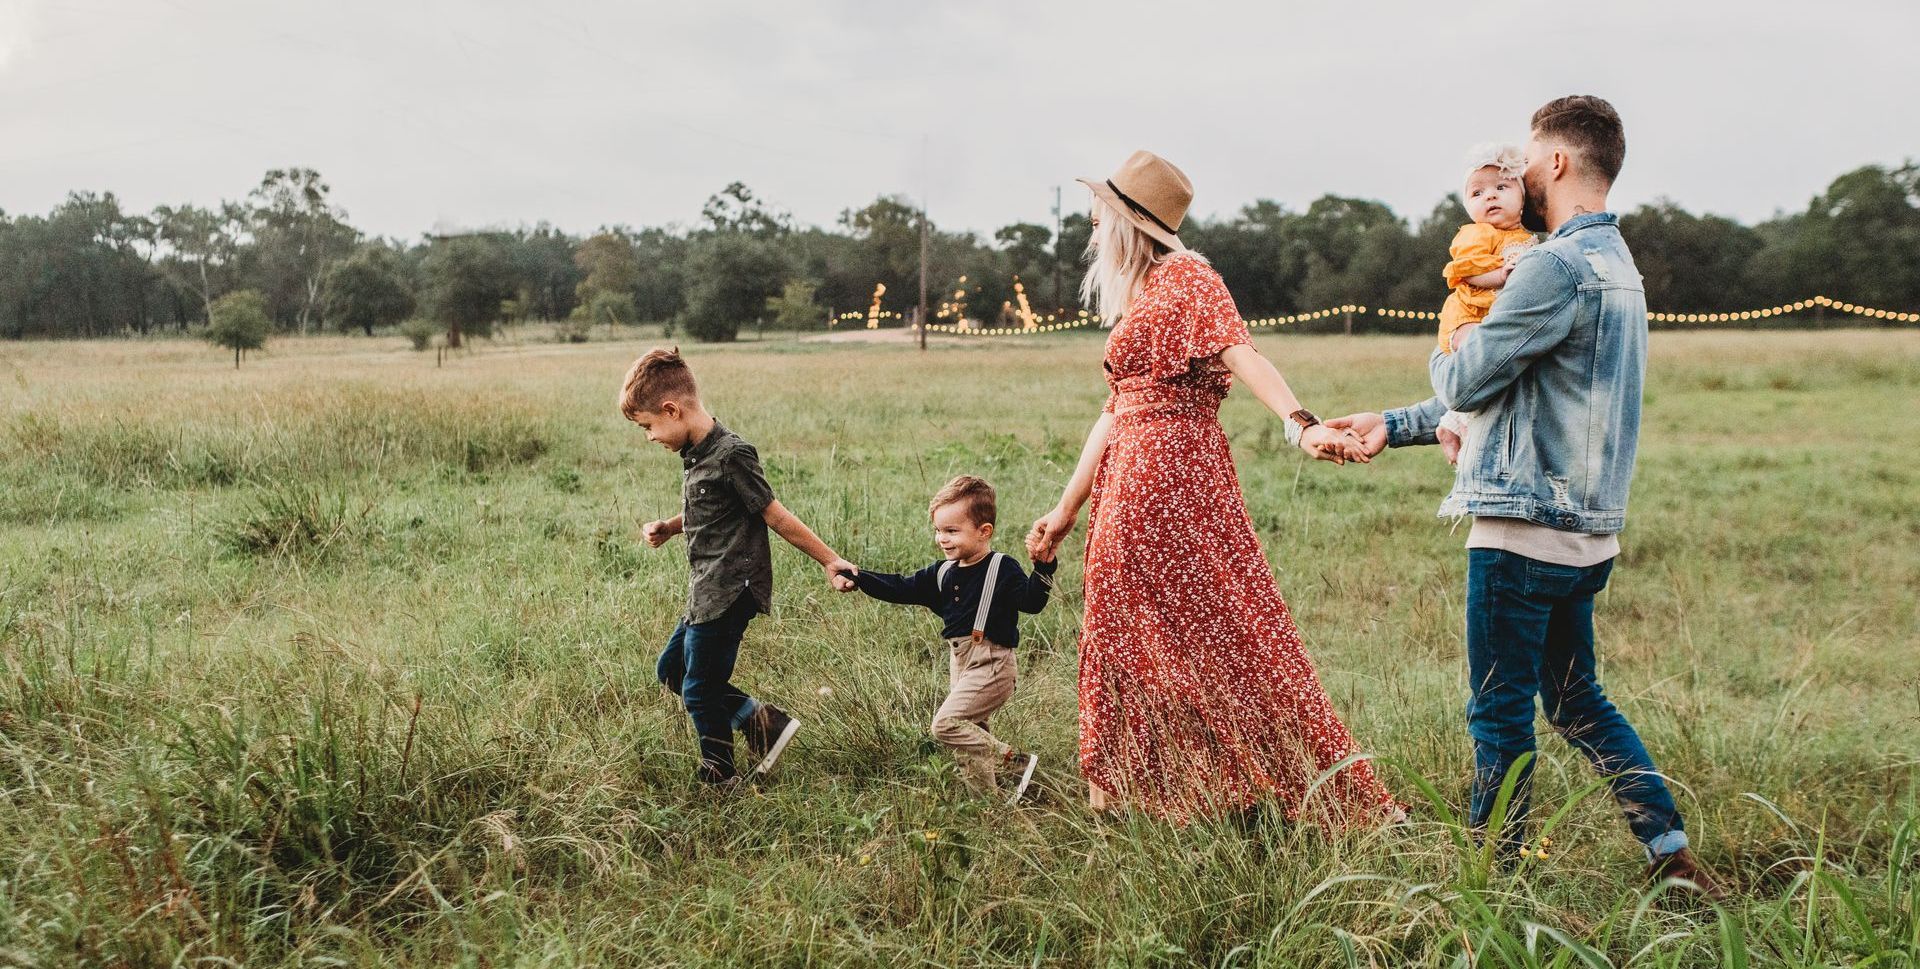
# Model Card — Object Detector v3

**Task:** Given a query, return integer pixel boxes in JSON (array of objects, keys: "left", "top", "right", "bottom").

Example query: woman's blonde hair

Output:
[{"left": 1079, "top": 197, "right": 1197, "bottom": 324}]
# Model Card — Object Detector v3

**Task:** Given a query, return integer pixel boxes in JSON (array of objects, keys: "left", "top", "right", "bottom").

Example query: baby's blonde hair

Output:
[{"left": 1463, "top": 142, "right": 1527, "bottom": 187}]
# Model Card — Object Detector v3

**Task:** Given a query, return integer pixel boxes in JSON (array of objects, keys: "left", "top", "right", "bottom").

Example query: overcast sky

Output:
[{"left": 3, "top": 1, "right": 1915, "bottom": 240}]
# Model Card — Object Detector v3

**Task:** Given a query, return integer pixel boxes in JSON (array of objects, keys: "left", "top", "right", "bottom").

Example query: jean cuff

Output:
[
  {"left": 731, "top": 697, "right": 762, "bottom": 730},
  {"left": 1644, "top": 829, "right": 1689, "bottom": 861}
]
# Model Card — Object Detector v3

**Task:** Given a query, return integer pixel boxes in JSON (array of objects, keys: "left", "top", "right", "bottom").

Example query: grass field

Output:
[{"left": 1, "top": 328, "right": 1916, "bottom": 967}]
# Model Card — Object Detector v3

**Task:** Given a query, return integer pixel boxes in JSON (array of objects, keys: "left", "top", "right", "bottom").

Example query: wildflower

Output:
[
  {"left": 923, "top": 830, "right": 941, "bottom": 842},
  {"left": 858, "top": 854, "right": 872, "bottom": 865}
]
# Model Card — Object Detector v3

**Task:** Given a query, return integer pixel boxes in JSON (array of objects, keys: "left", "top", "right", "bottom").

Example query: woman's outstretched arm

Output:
[{"left": 1220, "top": 344, "right": 1369, "bottom": 464}]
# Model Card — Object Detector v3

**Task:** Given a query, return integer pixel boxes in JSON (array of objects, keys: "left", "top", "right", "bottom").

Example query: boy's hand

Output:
[
  {"left": 825, "top": 558, "right": 859, "bottom": 592},
  {"left": 641, "top": 519, "right": 681, "bottom": 547},
  {"left": 1030, "top": 541, "right": 1057, "bottom": 565}
]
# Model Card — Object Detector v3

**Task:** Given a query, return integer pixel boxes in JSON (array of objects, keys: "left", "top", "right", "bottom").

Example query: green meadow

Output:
[{"left": 1, "top": 328, "right": 1915, "bottom": 967}]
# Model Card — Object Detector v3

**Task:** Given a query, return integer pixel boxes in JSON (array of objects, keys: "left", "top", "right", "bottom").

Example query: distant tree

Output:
[
  {"left": 510, "top": 224, "right": 582, "bottom": 320},
  {"left": 206, "top": 289, "right": 270, "bottom": 366},
  {"left": 155, "top": 202, "right": 245, "bottom": 324},
  {"left": 634, "top": 227, "right": 689, "bottom": 322},
  {"left": 995, "top": 223, "right": 1052, "bottom": 280},
  {"left": 573, "top": 289, "right": 635, "bottom": 327},
  {"left": 248, "top": 168, "right": 357, "bottom": 333},
  {"left": 702, "top": 182, "right": 790, "bottom": 237},
  {"left": 765, "top": 278, "right": 820, "bottom": 329},
  {"left": 324, "top": 245, "right": 416, "bottom": 336},
  {"left": 423, "top": 234, "right": 514, "bottom": 348},
  {"left": 680, "top": 233, "right": 789, "bottom": 342},
  {"left": 1623, "top": 200, "right": 1763, "bottom": 312},
  {"left": 574, "top": 231, "right": 642, "bottom": 310}
]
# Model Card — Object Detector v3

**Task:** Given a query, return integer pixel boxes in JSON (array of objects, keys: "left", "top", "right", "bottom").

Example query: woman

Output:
[{"left": 1027, "top": 150, "right": 1397, "bottom": 824}]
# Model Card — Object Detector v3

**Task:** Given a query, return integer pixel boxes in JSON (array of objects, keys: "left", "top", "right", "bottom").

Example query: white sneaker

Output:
[{"left": 1006, "top": 751, "right": 1039, "bottom": 805}]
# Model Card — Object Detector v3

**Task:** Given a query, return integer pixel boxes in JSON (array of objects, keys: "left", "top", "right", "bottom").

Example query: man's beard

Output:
[{"left": 1520, "top": 173, "right": 1549, "bottom": 232}]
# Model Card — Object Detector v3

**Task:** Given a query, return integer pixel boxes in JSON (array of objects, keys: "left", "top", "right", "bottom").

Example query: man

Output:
[{"left": 1331, "top": 95, "right": 1724, "bottom": 897}]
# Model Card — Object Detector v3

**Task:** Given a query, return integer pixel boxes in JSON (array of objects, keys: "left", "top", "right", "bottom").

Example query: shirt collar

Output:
[
  {"left": 680, "top": 420, "right": 728, "bottom": 467},
  {"left": 1549, "top": 211, "right": 1617, "bottom": 240}
]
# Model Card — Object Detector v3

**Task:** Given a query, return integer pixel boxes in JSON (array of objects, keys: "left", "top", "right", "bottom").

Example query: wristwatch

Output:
[{"left": 1289, "top": 409, "right": 1321, "bottom": 430}]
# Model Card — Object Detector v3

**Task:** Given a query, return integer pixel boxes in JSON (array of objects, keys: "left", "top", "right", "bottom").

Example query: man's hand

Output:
[
  {"left": 1324, "top": 412, "right": 1388, "bottom": 458},
  {"left": 1438, "top": 426, "right": 1463, "bottom": 465},
  {"left": 1027, "top": 506, "right": 1077, "bottom": 560},
  {"left": 825, "top": 558, "right": 858, "bottom": 592},
  {"left": 1299, "top": 425, "right": 1369, "bottom": 465},
  {"left": 641, "top": 518, "right": 681, "bottom": 548}
]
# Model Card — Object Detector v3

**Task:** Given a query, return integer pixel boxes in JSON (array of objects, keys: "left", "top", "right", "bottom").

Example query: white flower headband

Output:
[{"left": 1463, "top": 142, "right": 1527, "bottom": 185}]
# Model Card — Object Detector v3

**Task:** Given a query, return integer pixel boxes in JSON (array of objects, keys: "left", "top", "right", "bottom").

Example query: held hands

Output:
[
  {"left": 641, "top": 518, "right": 682, "bottom": 547},
  {"left": 825, "top": 558, "right": 859, "bottom": 592},
  {"left": 1025, "top": 506, "right": 1076, "bottom": 562},
  {"left": 1300, "top": 424, "right": 1371, "bottom": 465},
  {"left": 1322, "top": 413, "right": 1388, "bottom": 459}
]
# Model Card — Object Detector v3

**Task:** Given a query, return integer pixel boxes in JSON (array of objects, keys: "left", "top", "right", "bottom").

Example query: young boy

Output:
[
  {"left": 619, "top": 347, "right": 858, "bottom": 787},
  {"left": 841, "top": 475, "right": 1055, "bottom": 803}
]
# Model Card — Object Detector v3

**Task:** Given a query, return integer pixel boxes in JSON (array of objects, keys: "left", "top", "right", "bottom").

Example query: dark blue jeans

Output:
[
  {"left": 657, "top": 593, "right": 763, "bottom": 781},
  {"left": 1466, "top": 548, "right": 1687, "bottom": 858}
]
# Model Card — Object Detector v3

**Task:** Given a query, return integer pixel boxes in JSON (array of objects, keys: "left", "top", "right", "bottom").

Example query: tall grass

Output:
[{"left": 0, "top": 330, "right": 1915, "bottom": 966}]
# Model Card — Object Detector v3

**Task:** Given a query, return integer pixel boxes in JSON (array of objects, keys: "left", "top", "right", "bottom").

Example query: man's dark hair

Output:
[{"left": 1531, "top": 95, "right": 1626, "bottom": 185}]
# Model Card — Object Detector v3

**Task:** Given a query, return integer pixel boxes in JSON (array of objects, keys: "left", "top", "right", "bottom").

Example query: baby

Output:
[{"left": 1435, "top": 144, "right": 1537, "bottom": 458}]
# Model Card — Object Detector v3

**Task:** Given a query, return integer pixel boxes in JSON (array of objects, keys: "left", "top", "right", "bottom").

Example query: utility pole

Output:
[
  {"left": 1051, "top": 185, "right": 1064, "bottom": 313},
  {"left": 919, "top": 137, "right": 930, "bottom": 352}
]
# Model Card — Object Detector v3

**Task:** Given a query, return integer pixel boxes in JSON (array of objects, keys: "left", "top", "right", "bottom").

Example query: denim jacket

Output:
[{"left": 1384, "top": 212, "right": 1646, "bottom": 533}]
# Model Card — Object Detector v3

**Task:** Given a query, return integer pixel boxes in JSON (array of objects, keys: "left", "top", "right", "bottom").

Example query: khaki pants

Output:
[{"left": 931, "top": 636, "right": 1016, "bottom": 792}]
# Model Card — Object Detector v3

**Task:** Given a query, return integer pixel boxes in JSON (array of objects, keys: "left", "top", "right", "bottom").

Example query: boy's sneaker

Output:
[
  {"left": 742, "top": 704, "right": 801, "bottom": 775},
  {"left": 1003, "top": 750, "right": 1039, "bottom": 805},
  {"left": 1647, "top": 848, "right": 1730, "bottom": 903}
]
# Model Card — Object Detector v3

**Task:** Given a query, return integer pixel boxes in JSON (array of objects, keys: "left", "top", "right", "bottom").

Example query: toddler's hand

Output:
[
  {"left": 825, "top": 558, "right": 859, "bottom": 592},
  {"left": 1030, "top": 541, "right": 1057, "bottom": 565}
]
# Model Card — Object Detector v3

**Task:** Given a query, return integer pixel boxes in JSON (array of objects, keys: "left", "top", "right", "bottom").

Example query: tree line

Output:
[{"left": 2, "top": 162, "right": 1915, "bottom": 344}]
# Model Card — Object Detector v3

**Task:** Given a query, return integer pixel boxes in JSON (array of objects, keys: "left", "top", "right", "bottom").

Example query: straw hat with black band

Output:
[{"left": 1078, "top": 150, "right": 1193, "bottom": 252}]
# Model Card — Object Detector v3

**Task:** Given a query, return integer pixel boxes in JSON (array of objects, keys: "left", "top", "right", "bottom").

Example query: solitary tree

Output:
[{"left": 206, "top": 289, "right": 270, "bottom": 367}]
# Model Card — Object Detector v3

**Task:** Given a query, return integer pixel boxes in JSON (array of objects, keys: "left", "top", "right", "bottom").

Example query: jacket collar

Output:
[{"left": 1549, "top": 210, "right": 1617, "bottom": 240}]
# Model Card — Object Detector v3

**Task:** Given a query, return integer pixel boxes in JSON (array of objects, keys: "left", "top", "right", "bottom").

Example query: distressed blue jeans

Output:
[{"left": 1466, "top": 549, "right": 1687, "bottom": 859}]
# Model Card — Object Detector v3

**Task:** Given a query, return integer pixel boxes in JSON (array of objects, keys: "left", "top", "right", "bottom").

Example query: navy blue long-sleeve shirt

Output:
[{"left": 853, "top": 553, "right": 1056, "bottom": 648}]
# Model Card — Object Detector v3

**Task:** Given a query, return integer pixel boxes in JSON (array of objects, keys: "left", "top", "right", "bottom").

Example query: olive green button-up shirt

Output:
[{"left": 679, "top": 421, "right": 776, "bottom": 624}]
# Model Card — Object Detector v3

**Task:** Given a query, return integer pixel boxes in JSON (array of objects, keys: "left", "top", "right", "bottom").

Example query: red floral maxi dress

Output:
[{"left": 1078, "top": 252, "right": 1396, "bottom": 824}]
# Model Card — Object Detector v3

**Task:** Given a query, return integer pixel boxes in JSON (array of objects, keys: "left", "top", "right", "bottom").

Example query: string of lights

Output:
[
  {"left": 1643, "top": 294, "right": 1920, "bottom": 325},
  {"left": 841, "top": 287, "right": 1917, "bottom": 336}
]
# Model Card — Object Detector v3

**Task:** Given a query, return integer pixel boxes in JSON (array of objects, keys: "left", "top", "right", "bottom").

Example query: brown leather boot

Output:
[{"left": 1647, "top": 848, "right": 1729, "bottom": 902}]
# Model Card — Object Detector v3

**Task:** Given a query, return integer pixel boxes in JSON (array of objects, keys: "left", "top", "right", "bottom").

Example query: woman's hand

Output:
[
  {"left": 1026, "top": 506, "right": 1078, "bottom": 560},
  {"left": 1300, "top": 425, "right": 1371, "bottom": 465}
]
